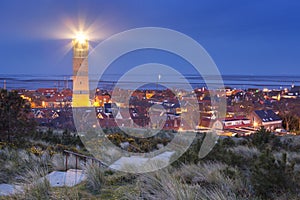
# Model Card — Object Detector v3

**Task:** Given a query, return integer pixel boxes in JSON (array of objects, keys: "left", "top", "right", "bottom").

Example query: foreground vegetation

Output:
[
  {"left": 1, "top": 127, "right": 300, "bottom": 199},
  {"left": 1, "top": 89, "right": 300, "bottom": 199}
]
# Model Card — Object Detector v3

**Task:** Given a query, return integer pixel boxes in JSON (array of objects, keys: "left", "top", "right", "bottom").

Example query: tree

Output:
[
  {"left": 0, "top": 89, "right": 35, "bottom": 142},
  {"left": 251, "top": 150, "right": 296, "bottom": 199},
  {"left": 252, "top": 127, "right": 273, "bottom": 149},
  {"left": 275, "top": 99, "right": 300, "bottom": 132}
]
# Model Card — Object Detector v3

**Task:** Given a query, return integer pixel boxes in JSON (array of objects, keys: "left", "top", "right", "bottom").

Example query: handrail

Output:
[{"left": 63, "top": 150, "right": 108, "bottom": 171}]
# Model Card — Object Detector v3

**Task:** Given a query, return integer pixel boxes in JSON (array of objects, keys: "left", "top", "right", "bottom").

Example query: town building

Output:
[
  {"left": 250, "top": 110, "right": 282, "bottom": 131},
  {"left": 288, "top": 85, "right": 300, "bottom": 97},
  {"left": 222, "top": 116, "right": 252, "bottom": 129}
]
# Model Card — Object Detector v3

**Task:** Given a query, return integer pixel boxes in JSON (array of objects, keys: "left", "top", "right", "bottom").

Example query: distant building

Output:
[
  {"left": 288, "top": 85, "right": 300, "bottom": 97},
  {"left": 225, "top": 87, "right": 233, "bottom": 97},
  {"left": 43, "top": 94, "right": 69, "bottom": 108},
  {"left": 222, "top": 116, "right": 252, "bottom": 129},
  {"left": 250, "top": 110, "right": 282, "bottom": 131},
  {"left": 36, "top": 88, "right": 58, "bottom": 97},
  {"left": 94, "top": 94, "right": 111, "bottom": 107},
  {"left": 200, "top": 116, "right": 251, "bottom": 130},
  {"left": 247, "top": 88, "right": 260, "bottom": 94}
]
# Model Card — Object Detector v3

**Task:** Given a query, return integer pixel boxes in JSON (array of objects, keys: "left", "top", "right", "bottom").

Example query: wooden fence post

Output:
[
  {"left": 75, "top": 155, "right": 78, "bottom": 170},
  {"left": 65, "top": 152, "right": 68, "bottom": 171}
]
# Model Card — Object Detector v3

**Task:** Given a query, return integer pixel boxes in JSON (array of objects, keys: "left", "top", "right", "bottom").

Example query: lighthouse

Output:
[{"left": 72, "top": 32, "right": 90, "bottom": 107}]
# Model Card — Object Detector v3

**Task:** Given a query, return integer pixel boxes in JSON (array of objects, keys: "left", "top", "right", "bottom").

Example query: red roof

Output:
[{"left": 61, "top": 89, "right": 72, "bottom": 97}]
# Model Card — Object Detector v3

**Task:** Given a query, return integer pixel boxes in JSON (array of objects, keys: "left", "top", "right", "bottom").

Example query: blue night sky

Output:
[{"left": 0, "top": 0, "right": 300, "bottom": 76}]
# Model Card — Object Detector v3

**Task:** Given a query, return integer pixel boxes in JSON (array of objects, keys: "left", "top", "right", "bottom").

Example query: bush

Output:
[
  {"left": 251, "top": 127, "right": 274, "bottom": 149},
  {"left": 172, "top": 136, "right": 202, "bottom": 166},
  {"left": 251, "top": 149, "right": 297, "bottom": 199}
]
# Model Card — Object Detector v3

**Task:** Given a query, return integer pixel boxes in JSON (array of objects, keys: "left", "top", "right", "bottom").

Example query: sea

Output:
[{"left": 0, "top": 74, "right": 299, "bottom": 91}]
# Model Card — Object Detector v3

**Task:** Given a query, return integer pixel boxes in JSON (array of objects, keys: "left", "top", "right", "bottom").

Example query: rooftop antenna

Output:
[{"left": 3, "top": 80, "right": 6, "bottom": 90}]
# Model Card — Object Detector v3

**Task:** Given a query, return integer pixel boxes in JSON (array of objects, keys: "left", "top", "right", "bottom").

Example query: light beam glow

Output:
[{"left": 75, "top": 31, "right": 88, "bottom": 44}]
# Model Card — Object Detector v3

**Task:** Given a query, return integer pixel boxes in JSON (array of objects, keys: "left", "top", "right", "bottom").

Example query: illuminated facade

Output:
[{"left": 72, "top": 36, "right": 90, "bottom": 107}]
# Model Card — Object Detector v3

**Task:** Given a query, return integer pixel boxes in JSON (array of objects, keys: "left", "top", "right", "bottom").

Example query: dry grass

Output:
[
  {"left": 51, "top": 187, "right": 80, "bottom": 200},
  {"left": 9, "top": 166, "right": 51, "bottom": 200},
  {"left": 84, "top": 163, "right": 105, "bottom": 194},
  {"left": 228, "top": 145, "right": 260, "bottom": 159},
  {"left": 177, "top": 161, "right": 250, "bottom": 196},
  {"left": 197, "top": 187, "right": 237, "bottom": 200},
  {"left": 272, "top": 150, "right": 300, "bottom": 166},
  {"left": 0, "top": 148, "right": 51, "bottom": 184},
  {"left": 130, "top": 162, "right": 251, "bottom": 200},
  {"left": 135, "top": 168, "right": 200, "bottom": 200}
]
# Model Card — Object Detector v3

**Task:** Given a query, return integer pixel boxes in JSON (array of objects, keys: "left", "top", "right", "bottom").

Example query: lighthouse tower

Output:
[{"left": 72, "top": 33, "right": 90, "bottom": 107}]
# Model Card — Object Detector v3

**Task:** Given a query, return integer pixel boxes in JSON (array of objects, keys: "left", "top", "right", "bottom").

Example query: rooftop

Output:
[{"left": 254, "top": 110, "right": 281, "bottom": 122}]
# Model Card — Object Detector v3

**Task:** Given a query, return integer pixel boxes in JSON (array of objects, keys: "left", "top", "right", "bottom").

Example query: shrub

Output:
[
  {"left": 251, "top": 127, "right": 274, "bottom": 149},
  {"left": 251, "top": 149, "right": 297, "bottom": 199},
  {"left": 172, "top": 136, "right": 202, "bottom": 166}
]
